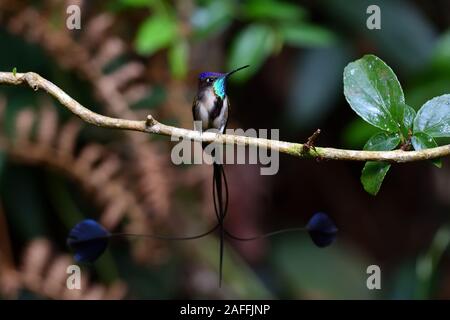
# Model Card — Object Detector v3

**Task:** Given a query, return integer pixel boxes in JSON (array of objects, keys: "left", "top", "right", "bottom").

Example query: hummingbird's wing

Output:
[
  {"left": 192, "top": 98, "right": 201, "bottom": 128},
  {"left": 223, "top": 97, "right": 230, "bottom": 132},
  {"left": 192, "top": 97, "right": 212, "bottom": 132}
]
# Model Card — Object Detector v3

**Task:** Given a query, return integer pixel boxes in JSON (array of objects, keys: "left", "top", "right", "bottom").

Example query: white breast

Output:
[
  {"left": 199, "top": 87, "right": 216, "bottom": 112},
  {"left": 196, "top": 88, "right": 229, "bottom": 132}
]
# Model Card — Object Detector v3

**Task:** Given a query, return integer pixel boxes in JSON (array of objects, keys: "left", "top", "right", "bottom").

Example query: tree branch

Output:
[{"left": 1, "top": 71, "right": 449, "bottom": 163}]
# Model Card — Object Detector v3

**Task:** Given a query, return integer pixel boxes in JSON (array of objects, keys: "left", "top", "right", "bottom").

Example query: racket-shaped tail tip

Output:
[
  {"left": 67, "top": 219, "right": 110, "bottom": 263},
  {"left": 306, "top": 212, "right": 337, "bottom": 248}
]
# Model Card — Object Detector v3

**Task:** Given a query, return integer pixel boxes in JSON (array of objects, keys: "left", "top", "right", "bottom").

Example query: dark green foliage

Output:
[{"left": 344, "top": 55, "right": 450, "bottom": 195}]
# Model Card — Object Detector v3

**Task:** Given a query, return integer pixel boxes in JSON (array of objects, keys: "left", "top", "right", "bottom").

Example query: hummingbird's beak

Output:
[{"left": 225, "top": 65, "right": 250, "bottom": 78}]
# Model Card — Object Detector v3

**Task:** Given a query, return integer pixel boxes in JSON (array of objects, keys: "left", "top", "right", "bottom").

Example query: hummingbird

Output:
[
  {"left": 192, "top": 65, "right": 249, "bottom": 287},
  {"left": 65, "top": 65, "right": 339, "bottom": 289},
  {"left": 192, "top": 65, "right": 249, "bottom": 135}
]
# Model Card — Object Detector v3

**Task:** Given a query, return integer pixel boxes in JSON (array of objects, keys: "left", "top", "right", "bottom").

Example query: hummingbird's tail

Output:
[{"left": 212, "top": 162, "right": 228, "bottom": 287}]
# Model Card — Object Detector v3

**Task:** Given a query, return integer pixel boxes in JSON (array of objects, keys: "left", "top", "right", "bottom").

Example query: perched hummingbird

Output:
[
  {"left": 192, "top": 65, "right": 249, "bottom": 287},
  {"left": 192, "top": 65, "right": 249, "bottom": 134},
  {"left": 64, "top": 64, "right": 338, "bottom": 290}
]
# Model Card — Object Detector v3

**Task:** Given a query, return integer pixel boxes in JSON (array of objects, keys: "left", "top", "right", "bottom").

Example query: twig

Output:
[
  {"left": 302, "top": 129, "right": 321, "bottom": 153},
  {"left": 1, "top": 71, "right": 449, "bottom": 163}
]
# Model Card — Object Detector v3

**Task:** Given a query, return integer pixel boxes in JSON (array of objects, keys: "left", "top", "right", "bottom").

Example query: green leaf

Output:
[
  {"left": 411, "top": 132, "right": 442, "bottom": 168},
  {"left": 363, "top": 131, "right": 401, "bottom": 151},
  {"left": 413, "top": 94, "right": 450, "bottom": 138},
  {"left": 361, "top": 132, "right": 400, "bottom": 196},
  {"left": 403, "top": 104, "right": 416, "bottom": 132},
  {"left": 191, "top": 0, "right": 232, "bottom": 39},
  {"left": 135, "top": 15, "right": 177, "bottom": 55},
  {"left": 227, "top": 24, "right": 275, "bottom": 82},
  {"left": 281, "top": 24, "right": 336, "bottom": 48},
  {"left": 361, "top": 162, "right": 391, "bottom": 196},
  {"left": 394, "top": 103, "right": 416, "bottom": 139},
  {"left": 243, "top": 0, "right": 306, "bottom": 22},
  {"left": 168, "top": 40, "right": 188, "bottom": 78},
  {"left": 343, "top": 54, "right": 405, "bottom": 133},
  {"left": 12, "top": 67, "right": 17, "bottom": 77}
]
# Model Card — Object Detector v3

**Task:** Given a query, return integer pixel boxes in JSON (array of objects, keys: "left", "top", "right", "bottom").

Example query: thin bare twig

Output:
[{"left": 1, "top": 71, "right": 449, "bottom": 163}]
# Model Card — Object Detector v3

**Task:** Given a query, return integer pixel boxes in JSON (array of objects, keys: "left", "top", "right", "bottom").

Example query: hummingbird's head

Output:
[{"left": 198, "top": 65, "right": 249, "bottom": 99}]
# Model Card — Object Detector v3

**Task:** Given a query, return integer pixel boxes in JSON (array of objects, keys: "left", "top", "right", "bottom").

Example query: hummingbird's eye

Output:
[{"left": 206, "top": 78, "right": 211, "bottom": 83}]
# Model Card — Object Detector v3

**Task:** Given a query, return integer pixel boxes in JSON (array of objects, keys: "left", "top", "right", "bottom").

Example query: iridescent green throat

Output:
[{"left": 213, "top": 78, "right": 226, "bottom": 99}]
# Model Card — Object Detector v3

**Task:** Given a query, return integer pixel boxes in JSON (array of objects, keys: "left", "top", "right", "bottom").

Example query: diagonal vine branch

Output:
[{"left": 1, "top": 71, "right": 449, "bottom": 163}]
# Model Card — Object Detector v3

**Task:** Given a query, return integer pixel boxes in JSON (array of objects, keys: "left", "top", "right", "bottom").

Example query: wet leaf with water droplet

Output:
[
  {"left": 414, "top": 94, "right": 450, "bottom": 138},
  {"left": 363, "top": 132, "right": 401, "bottom": 151},
  {"left": 361, "top": 162, "right": 391, "bottom": 196},
  {"left": 411, "top": 132, "right": 442, "bottom": 168},
  {"left": 360, "top": 131, "right": 401, "bottom": 196},
  {"left": 401, "top": 103, "right": 416, "bottom": 136},
  {"left": 344, "top": 55, "right": 405, "bottom": 133}
]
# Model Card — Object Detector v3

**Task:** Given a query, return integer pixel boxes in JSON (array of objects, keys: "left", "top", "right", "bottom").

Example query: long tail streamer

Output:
[
  {"left": 67, "top": 163, "right": 338, "bottom": 287},
  {"left": 212, "top": 162, "right": 227, "bottom": 287}
]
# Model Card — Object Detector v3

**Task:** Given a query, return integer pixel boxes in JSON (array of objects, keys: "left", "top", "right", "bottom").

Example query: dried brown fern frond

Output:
[
  {"left": 0, "top": 98, "right": 165, "bottom": 263},
  {"left": 0, "top": 3, "right": 173, "bottom": 222},
  {"left": 0, "top": 4, "right": 229, "bottom": 266},
  {"left": 19, "top": 238, "right": 127, "bottom": 300}
]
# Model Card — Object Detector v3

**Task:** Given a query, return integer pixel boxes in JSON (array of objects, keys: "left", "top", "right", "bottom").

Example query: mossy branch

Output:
[{"left": 1, "top": 71, "right": 449, "bottom": 163}]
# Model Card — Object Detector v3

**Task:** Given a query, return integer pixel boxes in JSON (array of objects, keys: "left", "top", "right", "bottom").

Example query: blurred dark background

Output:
[{"left": 0, "top": 0, "right": 449, "bottom": 299}]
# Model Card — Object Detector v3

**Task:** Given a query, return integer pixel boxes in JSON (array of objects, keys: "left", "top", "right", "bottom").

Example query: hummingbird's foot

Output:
[{"left": 302, "top": 129, "right": 321, "bottom": 158}]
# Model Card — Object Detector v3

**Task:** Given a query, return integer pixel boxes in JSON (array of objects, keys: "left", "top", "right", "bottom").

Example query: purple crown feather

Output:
[{"left": 199, "top": 72, "right": 224, "bottom": 80}]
